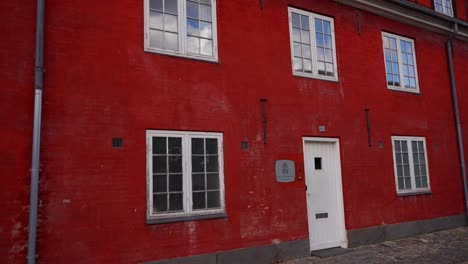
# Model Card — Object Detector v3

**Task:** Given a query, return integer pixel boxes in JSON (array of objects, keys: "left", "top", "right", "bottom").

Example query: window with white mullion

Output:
[
  {"left": 288, "top": 7, "right": 338, "bottom": 81},
  {"left": 145, "top": 0, "right": 218, "bottom": 61},
  {"left": 147, "top": 131, "right": 224, "bottom": 221},
  {"left": 382, "top": 32, "right": 419, "bottom": 93},
  {"left": 434, "top": 0, "right": 454, "bottom": 16},
  {"left": 392, "top": 136, "right": 431, "bottom": 194}
]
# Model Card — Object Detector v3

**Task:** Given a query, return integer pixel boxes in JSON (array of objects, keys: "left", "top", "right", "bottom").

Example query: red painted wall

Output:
[
  {"left": 1, "top": 0, "right": 467, "bottom": 263},
  {"left": 0, "top": 1, "right": 36, "bottom": 263}
]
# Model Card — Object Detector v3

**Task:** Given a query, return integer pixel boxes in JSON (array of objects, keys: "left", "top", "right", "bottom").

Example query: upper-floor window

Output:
[
  {"left": 434, "top": 0, "right": 454, "bottom": 17},
  {"left": 391, "top": 136, "right": 431, "bottom": 195},
  {"left": 382, "top": 32, "right": 419, "bottom": 93},
  {"left": 146, "top": 130, "right": 225, "bottom": 223},
  {"left": 144, "top": 0, "right": 218, "bottom": 62},
  {"left": 288, "top": 7, "right": 338, "bottom": 81}
]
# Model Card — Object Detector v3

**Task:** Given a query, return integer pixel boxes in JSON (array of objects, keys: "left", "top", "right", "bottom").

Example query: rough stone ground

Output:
[{"left": 283, "top": 227, "right": 468, "bottom": 264}]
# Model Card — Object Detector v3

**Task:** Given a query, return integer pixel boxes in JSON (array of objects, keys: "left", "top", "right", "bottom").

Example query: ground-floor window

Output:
[
  {"left": 146, "top": 130, "right": 225, "bottom": 223},
  {"left": 391, "top": 136, "right": 431, "bottom": 195}
]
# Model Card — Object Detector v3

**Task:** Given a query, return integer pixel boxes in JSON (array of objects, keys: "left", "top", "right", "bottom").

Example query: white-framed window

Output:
[
  {"left": 382, "top": 32, "right": 419, "bottom": 93},
  {"left": 287, "top": 7, "right": 338, "bottom": 81},
  {"left": 146, "top": 130, "right": 225, "bottom": 223},
  {"left": 391, "top": 136, "right": 431, "bottom": 195},
  {"left": 144, "top": 0, "right": 218, "bottom": 62},
  {"left": 434, "top": 0, "right": 454, "bottom": 17}
]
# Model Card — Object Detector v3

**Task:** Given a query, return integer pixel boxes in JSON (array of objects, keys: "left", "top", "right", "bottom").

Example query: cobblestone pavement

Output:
[{"left": 283, "top": 227, "right": 468, "bottom": 264}]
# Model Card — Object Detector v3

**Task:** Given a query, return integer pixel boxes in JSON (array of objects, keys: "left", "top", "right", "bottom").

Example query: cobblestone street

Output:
[{"left": 283, "top": 227, "right": 468, "bottom": 264}]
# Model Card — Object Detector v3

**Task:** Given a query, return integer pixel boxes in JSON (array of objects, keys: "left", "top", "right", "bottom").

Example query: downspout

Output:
[
  {"left": 446, "top": 23, "right": 468, "bottom": 220},
  {"left": 27, "top": 0, "right": 45, "bottom": 263}
]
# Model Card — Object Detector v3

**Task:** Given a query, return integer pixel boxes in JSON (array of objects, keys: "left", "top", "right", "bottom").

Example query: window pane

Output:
[
  {"left": 206, "top": 138, "right": 218, "bottom": 154},
  {"left": 154, "top": 194, "right": 168, "bottom": 212},
  {"left": 192, "top": 155, "right": 205, "bottom": 172},
  {"left": 164, "top": 14, "right": 178, "bottom": 32},
  {"left": 164, "top": 32, "right": 178, "bottom": 51},
  {"left": 150, "top": 11, "right": 163, "bottom": 30},
  {"left": 316, "top": 34, "right": 324, "bottom": 47},
  {"left": 169, "top": 174, "right": 182, "bottom": 191},
  {"left": 200, "top": 39, "right": 213, "bottom": 56},
  {"left": 207, "top": 173, "right": 219, "bottom": 189},
  {"left": 404, "top": 177, "right": 411, "bottom": 189},
  {"left": 165, "top": 0, "right": 177, "bottom": 14},
  {"left": 199, "top": 21, "right": 212, "bottom": 38},
  {"left": 397, "top": 177, "right": 404, "bottom": 189},
  {"left": 415, "top": 176, "right": 421, "bottom": 188},
  {"left": 302, "top": 44, "right": 311, "bottom": 59},
  {"left": 317, "top": 47, "right": 325, "bottom": 61},
  {"left": 192, "top": 173, "right": 205, "bottom": 190},
  {"left": 396, "top": 165, "right": 403, "bottom": 177},
  {"left": 169, "top": 193, "right": 183, "bottom": 211},
  {"left": 292, "top": 28, "right": 301, "bottom": 42},
  {"left": 206, "top": 156, "right": 219, "bottom": 172},
  {"left": 168, "top": 137, "right": 182, "bottom": 154},
  {"left": 293, "top": 43, "right": 301, "bottom": 57},
  {"left": 422, "top": 176, "right": 428, "bottom": 187},
  {"left": 169, "top": 156, "right": 182, "bottom": 172},
  {"left": 149, "top": 29, "right": 164, "bottom": 49},
  {"left": 193, "top": 192, "right": 206, "bottom": 209},
  {"left": 303, "top": 59, "right": 312, "bottom": 73},
  {"left": 324, "top": 35, "right": 332, "bottom": 49},
  {"left": 315, "top": 18, "right": 323, "bottom": 33},
  {"left": 187, "top": 0, "right": 199, "bottom": 18},
  {"left": 207, "top": 191, "right": 220, "bottom": 208},
  {"left": 293, "top": 57, "right": 302, "bottom": 71},
  {"left": 199, "top": 4, "right": 211, "bottom": 22},
  {"left": 192, "top": 138, "right": 204, "bottom": 154},
  {"left": 153, "top": 137, "right": 166, "bottom": 154},
  {"left": 317, "top": 62, "right": 325, "bottom": 75},
  {"left": 153, "top": 156, "right": 167, "bottom": 173},
  {"left": 401, "top": 141, "right": 408, "bottom": 152},
  {"left": 187, "top": 18, "right": 199, "bottom": 36},
  {"left": 292, "top": 13, "right": 300, "bottom": 28},
  {"left": 153, "top": 174, "right": 167, "bottom": 192},
  {"left": 200, "top": 0, "right": 211, "bottom": 5},
  {"left": 150, "top": 0, "right": 163, "bottom": 11},
  {"left": 323, "top": 21, "right": 331, "bottom": 34},
  {"left": 325, "top": 49, "right": 332, "bottom": 62},
  {"left": 301, "top": 30, "right": 310, "bottom": 44},
  {"left": 187, "top": 36, "right": 200, "bottom": 54},
  {"left": 300, "top": 15, "right": 309, "bottom": 30}
]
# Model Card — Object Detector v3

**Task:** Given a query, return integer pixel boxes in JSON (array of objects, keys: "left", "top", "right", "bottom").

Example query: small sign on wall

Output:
[{"left": 275, "top": 160, "right": 295, "bottom": 183}]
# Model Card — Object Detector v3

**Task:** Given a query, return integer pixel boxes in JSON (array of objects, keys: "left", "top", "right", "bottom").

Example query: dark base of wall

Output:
[
  {"left": 144, "top": 214, "right": 467, "bottom": 264},
  {"left": 142, "top": 239, "right": 310, "bottom": 264},
  {"left": 348, "top": 214, "right": 467, "bottom": 247}
]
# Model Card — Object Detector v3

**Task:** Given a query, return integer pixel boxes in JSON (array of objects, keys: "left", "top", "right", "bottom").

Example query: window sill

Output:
[
  {"left": 387, "top": 86, "right": 420, "bottom": 94},
  {"left": 293, "top": 72, "right": 339, "bottom": 83},
  {"left": 144, "top": 47, "right": 219, "bottom": 64},
  {"left": 397, "top": 190, "right": 432, "bottom": 197},
  {"left": 146, "top": 212, "right": 227, "bottom": 224}
]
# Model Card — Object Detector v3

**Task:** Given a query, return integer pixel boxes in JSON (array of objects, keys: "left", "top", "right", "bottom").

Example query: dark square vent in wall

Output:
[{"left": 112, "top": 138, "right": 123, "bottom": 148}]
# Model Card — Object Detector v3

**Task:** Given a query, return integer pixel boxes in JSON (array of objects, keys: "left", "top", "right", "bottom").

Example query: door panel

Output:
[{"left": 303, "top": 138, "right": 346, "bottom": 251}]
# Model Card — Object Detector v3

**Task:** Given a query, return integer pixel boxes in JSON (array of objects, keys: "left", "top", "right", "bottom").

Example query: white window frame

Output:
[
  {"left": 434, "top": 0, "right": 454, "bottom": 17},
  {"left": 143, "top": 0, "right": 219, "bottom": 62},
  {"left": 146, "top": 130, "right": 225, "bottom": 222},
  {"left": 391, "top": 136, "right": 431, "bottom": 195},
  {"left": 287, "top": 7, "right": 339, "bottom": 82},
  {"left": 381, "top": 32, "right": 420, "bottom": 94}
]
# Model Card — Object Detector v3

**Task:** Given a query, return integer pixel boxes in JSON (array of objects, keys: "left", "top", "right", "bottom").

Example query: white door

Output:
[{"left": 303, "top": 137, "right": 347, "bottom": 251}]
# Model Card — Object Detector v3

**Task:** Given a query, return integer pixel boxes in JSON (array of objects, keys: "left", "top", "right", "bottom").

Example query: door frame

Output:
[{"left": 302, "top": 137, "right": 347, "bottom": 251}]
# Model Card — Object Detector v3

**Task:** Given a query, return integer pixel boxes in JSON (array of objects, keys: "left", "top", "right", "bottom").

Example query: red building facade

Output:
[{"left": 1, "top": 0, "right": 468, "bottom": 263}]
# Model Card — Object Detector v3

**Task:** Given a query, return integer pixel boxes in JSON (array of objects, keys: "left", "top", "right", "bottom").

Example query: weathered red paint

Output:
[{"left": 1, "top": 0, "right": 467, "bottom": 263}]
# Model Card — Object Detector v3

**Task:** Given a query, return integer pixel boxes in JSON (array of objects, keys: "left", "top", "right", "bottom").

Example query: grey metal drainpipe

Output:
[
  {"left": 27, "top": 0, "right": 45, "bottom": 263},
  {"left": 446, "top": 23, "right": 468, "bottom": 220}
]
